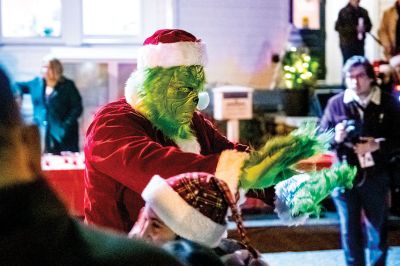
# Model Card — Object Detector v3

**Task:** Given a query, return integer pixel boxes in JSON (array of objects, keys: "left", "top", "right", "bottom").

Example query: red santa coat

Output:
[{"left": 84, "top": 98, "right": 248, "bottom": 232}]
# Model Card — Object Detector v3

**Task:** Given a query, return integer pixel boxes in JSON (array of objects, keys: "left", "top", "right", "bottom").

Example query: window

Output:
[
  {"left": 82, "top": 0, "right": 140, "bottom": 39},
  {"left": 0, "top": 0, "right": 173, "bottom": 45},
  {"left": 82, "top": 0, "right": 140, "bottom": 36},
  {"left": 1, "top": 0, "right": 61, "bottom": 38},
  {"left": 292, "top": 0, "right": 320, "bottom": 30}
]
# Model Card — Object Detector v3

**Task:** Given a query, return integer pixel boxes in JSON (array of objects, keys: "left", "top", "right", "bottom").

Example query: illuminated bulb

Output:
[{"left": 285, "top": 73, "right": 293, "bottom": 79}]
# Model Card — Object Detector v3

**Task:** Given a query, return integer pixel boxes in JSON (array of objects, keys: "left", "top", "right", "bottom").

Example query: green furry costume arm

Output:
[
  {"left": 237, "top": 123, "right": 356, "bottom": 225},
  {"left": 239, "top": 123, "right": 332, "bottom": 190}
]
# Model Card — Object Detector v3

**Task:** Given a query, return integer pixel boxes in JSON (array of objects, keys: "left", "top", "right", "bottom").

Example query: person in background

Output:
[
  {"left": 0, "top": 67, "right": 183, "bottom": 265},
  {"left": 378, "top": 0, "right": 400, "bottom": 60},
  {"left": 16, "top": 57, "right": 83, "bottom": 154},
  {"left": 320, "top": 56, "right": 400, "bottom": 265},
  {"left": 335, "top": 0, "right": 372, "bottom": 64}
]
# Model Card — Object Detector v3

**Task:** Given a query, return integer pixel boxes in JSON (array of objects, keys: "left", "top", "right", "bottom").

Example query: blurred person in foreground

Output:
[
  {"left": 0, "top": 67, "right": 182, "bottom": 266},
  {"left": 320, "top": 56, "right": 400, "bottom": 265},
  {"left": 16, "top": 57, "right": 83, "bottom": 154},
  {"left": 163, "top": 239, "right": 225, "bottom": 266}
]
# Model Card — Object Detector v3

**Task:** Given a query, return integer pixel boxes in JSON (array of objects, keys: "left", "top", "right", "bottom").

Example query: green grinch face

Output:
[
  {"left": 138, "top": 65, "right": 205, "bottom": 139},
  {"left": 165, "top": 69, "right": 203, "bottom": 124}
]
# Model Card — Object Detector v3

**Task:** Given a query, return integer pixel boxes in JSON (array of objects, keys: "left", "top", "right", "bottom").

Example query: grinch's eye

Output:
[{"left": 179, "top": 87, "right": 193, "bottom": 93}]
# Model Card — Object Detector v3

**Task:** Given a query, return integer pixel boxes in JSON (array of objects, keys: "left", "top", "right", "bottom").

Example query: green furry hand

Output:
[{"left": 239, "top": 123, "right": 332, "bottom": 190}]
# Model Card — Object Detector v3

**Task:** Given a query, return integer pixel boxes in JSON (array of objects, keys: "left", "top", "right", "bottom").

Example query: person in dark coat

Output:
[
  {"left": 335, "top": 0, "right": 372, "bottom": 64},
  {"left": 0, "top": 67, "right": 183, "bottom": 266},
  {"left": 17, "top": 58, "right": 83, "bottom": 154},
  {"left": 320, "top": 56, "right": 400, "bottom": 265}
]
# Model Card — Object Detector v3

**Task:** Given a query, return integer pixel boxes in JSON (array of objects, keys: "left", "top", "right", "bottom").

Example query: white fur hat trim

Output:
[{"left": 137, "top": 41, "right": 207, "bottom": 70}]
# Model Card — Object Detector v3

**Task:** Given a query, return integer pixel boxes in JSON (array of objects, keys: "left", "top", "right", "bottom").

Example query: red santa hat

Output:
[
  {"left": 137, "top": 29, "right": 207, "bottom": 70},
  {"left": 142, "top": 172, "right": 258, "bottom": 258},
  {"left": 125, "top": 29, "right": 209, "bottom": 110}
]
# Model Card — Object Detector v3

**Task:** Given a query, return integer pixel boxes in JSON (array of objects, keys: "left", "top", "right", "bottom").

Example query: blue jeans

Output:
[{"left": 332, "top": 170, "right": 389, "bottom": 266}]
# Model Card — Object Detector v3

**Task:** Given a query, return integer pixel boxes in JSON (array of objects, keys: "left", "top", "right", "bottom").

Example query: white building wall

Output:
[{"left": 174, "top": 0, "right": 290, "bottom": 88}]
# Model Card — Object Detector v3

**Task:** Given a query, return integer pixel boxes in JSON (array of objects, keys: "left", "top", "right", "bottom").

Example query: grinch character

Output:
[{"left": 84, "top": 29, "right": 333, "bottom": 233}]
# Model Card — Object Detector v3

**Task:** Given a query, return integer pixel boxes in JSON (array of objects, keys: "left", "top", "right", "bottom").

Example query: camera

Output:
[{"left": 343, "top": 119, "right": 362, "bottom": 143}]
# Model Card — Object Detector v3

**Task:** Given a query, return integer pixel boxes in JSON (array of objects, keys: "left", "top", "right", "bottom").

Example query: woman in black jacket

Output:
[{"left": 18, "top": 58, "right": 83, "bottom": 154}]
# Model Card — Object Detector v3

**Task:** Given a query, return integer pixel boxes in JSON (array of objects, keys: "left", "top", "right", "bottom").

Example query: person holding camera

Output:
[{"left": 320, "top": 56, "right": 400, "bottom": 266}]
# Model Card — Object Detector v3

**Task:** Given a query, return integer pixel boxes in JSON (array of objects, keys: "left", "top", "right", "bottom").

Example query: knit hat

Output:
[
  {"left": 137, "top": 29, "right": 207, "bottom": 70},
  {"left": 142, "top": 172, "right": 259, "bottom": 257}
]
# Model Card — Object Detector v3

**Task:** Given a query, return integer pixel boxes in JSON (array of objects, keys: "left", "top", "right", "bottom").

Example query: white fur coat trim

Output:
[
  {"left": 215, "top": 149, "right": 249, "bottom": 198},
  {"left": 274, "top": 173, "right": 310, "bottom": 226},
  {"left": 174, "top": 137, "right": 201, "bottom": 154}
]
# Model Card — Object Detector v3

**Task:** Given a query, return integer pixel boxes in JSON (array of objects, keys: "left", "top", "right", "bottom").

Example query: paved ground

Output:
[
  {"left": 262, "top": 246, "right": 400, "bottom": 266},
  {"left": 228, "top": 212, "right": 400, "bottom": 252}
]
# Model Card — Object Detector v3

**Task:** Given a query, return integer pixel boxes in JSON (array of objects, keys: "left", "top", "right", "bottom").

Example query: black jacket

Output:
[
  {"left": 0, "top": 179, "right": 182, "bottom": 266},
  {"left": 335, "top": 4, "right": 372, "bottom": 46},
  {"left": 320, "top": 89, "right": 400, "bottom": 182},
  {"left": 17, "top": 77, "right": 83, "bottom": 153}
]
